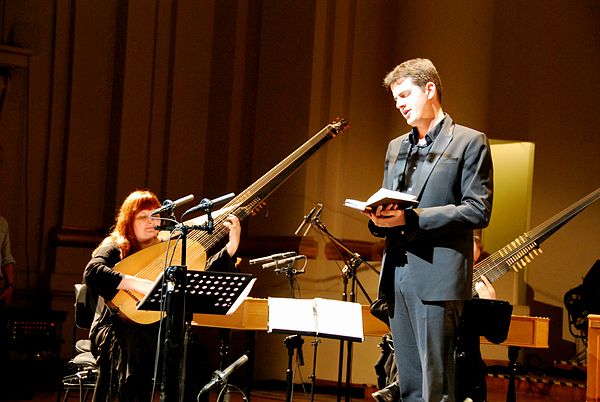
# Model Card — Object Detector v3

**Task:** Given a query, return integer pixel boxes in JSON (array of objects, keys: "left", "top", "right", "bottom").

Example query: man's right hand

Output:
[{"left": 365, "top": 204, "right": 406, "bottom": 228}]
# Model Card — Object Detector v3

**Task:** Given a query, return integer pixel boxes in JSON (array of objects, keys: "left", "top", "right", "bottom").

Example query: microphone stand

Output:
[
  {"left": 307, "top": 216, "right": 379, "bottom": 402},
  {"left": 274, "top": 261, "right": 306, "bottom": 299},
  {"left": 157, "top": 204, "right": 216, "bottom": 402}
]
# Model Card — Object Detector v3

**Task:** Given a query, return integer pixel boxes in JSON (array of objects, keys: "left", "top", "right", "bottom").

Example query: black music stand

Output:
[
  {"left": 137, "top": 271, "right": 256, "bottom": 315},
  {"left": 137, "top": 270, "right": 256, "bottom": 402}
]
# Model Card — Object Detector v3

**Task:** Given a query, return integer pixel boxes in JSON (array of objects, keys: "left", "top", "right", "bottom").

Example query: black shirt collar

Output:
[{"left": 409, "top": 114, "right": 447, "bottom": 147}]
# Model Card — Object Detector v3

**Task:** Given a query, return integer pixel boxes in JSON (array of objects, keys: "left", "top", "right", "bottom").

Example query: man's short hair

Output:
[{"left": 383, "top": 58, "right": 442, "bottom": 102}]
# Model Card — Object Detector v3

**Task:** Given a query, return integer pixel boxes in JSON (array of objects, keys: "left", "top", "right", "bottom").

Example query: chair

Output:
[{"left": 56, "top": 284, "right": 98, "bottom": 402}]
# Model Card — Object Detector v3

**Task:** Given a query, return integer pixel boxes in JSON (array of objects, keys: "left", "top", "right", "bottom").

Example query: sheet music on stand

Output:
[
  {"left": 137, "top": 271, "right": 256, "bottom": 315},
  {"left": 267, "top": 297, "right": 364, "bottom": 342}
]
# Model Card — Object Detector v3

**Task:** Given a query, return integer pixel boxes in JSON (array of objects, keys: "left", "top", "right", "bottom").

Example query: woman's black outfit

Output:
[{"left": 84, "top": 242, "right": 236, "bottom": 402}]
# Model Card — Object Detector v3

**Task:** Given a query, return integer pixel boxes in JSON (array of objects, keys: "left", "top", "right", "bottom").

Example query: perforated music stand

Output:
[{"left": 137, "top": 271, "right": 256, "bottom": 315}]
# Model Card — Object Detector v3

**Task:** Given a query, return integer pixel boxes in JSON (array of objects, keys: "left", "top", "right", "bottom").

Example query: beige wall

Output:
[{"left": 1, "top": 0, "right": 599, "bottom": 386}]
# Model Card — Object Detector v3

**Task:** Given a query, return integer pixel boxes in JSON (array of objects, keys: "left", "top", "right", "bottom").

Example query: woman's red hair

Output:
[{"left": 97, "top": 190, "right": 160, "bottom": 258}]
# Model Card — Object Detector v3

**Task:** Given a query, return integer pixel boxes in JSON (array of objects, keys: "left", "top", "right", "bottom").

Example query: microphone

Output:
[
  {"left": 294, "top": 203, "right": 323, "bottom": 236},
  {"left": 183, "top": 192, "right": 236, "bottom": 216},
  {"left": 150, "top": 194, "right": 194, "bottom": 216},
  {"left": 262, "top": 255, "right": 306, "bottom": 269},
  {"left": 198, "top": 354, "right": 249, "bottom": 396},
  {"left": 249, "top": 252, "right": 297, "bottom": 265}
]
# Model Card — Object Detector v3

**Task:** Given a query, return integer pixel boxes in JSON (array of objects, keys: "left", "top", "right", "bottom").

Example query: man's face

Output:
[{"left": 390, "top": 77, "right": 436, "bottom": 128}]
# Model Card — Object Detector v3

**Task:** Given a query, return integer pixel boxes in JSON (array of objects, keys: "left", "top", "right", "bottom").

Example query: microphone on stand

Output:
[
  {"left": 150, "top": 194, "right": 194, "bottom": 216},
  {"left": 262, "top": 255, "right": 306, "bottom": 270},
  {"left": 249, "top": 252, "right": 297, "bottom": 265},
  {"left": 197, "top": 354, "right": 249, "bottom": 397},
  {"left": 183, "top": 192, "right": 235, "bottom": 216},
  {"left": 294, "top": 203, "right": 323, "bottom": 236}
]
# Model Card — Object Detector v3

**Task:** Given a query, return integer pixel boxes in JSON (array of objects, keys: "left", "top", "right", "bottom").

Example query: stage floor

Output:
[{"left": 7, "top": 375, "right": 586, "bottom": 402}]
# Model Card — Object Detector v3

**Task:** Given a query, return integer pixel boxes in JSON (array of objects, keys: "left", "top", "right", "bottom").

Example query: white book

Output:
[
  {"left": 267, "top": 297, "right": 364, "bottom": 342},
  {"left": 344, "top": 188, "right": 417, "bottom": 212}
]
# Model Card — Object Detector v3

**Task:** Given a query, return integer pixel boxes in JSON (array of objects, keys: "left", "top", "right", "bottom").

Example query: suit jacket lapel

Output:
[{"left": 412, "top": 118, "right": 455, "bottom": 199}]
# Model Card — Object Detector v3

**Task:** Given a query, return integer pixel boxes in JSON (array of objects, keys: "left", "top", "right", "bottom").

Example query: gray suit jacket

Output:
[{"left": 372, "top": 115, "right": 493, "bottom": 305}]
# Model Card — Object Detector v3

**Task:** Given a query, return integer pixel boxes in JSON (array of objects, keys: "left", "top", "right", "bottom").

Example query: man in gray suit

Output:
[{"left": 364, "top": 58, "right": 493, "bottom": 401}]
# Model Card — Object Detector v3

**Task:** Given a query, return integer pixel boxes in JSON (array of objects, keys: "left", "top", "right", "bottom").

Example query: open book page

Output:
[
  {"left": 314, "top": 298, "right": 364, "bottom": 342},
  {"left": 343, "top": 199, "right": 370, "bottom": 211},
  {"left": 344, "top": 188, "right": 418, "bottom": 211},
  {"left": 267, "top": 297, "right": 316, "bottom": 336}
]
